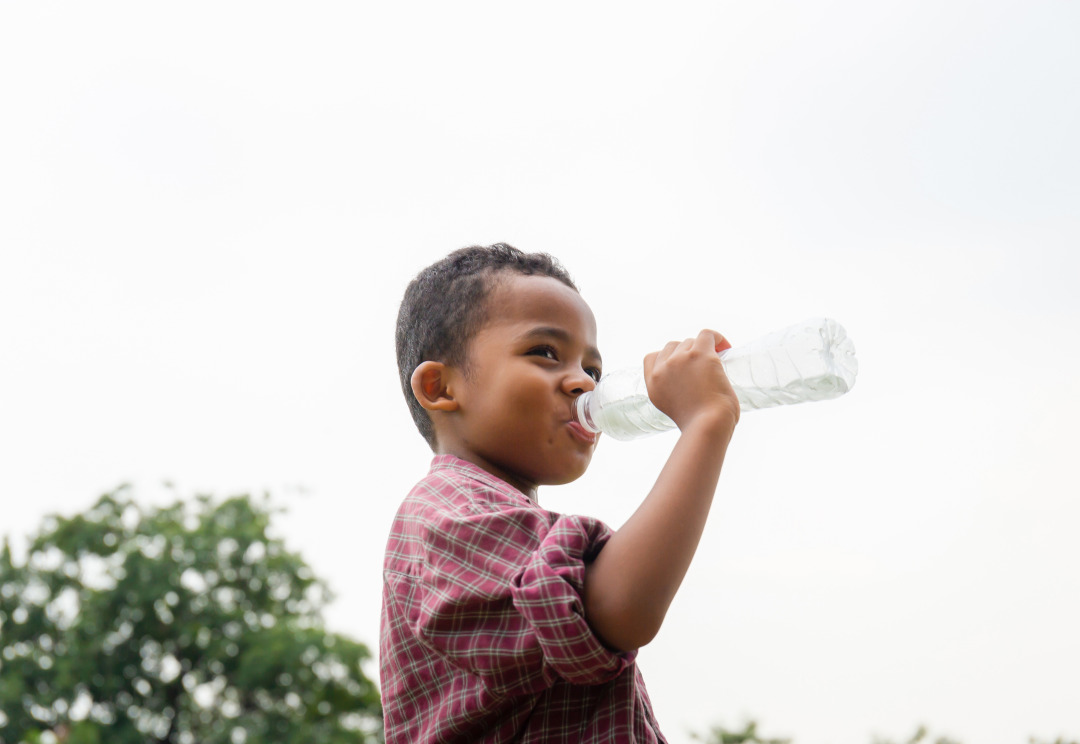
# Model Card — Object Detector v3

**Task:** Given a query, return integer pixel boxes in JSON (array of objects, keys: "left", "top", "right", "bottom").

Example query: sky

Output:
[{"left": 2, "top": 1, "right": 1078, "bottom": 742}]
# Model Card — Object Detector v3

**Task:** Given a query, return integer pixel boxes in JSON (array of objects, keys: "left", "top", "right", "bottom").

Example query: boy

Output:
[{"left": 382, "top": 244, "right": 739, "bottom": 742}]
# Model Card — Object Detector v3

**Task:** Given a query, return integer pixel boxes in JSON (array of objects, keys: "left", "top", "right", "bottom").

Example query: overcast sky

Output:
[{"left": 2, "top": 2, "right": 1078, "bottom": 742}]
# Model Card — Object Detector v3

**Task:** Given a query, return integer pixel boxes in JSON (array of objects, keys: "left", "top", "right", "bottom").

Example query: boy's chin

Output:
[
  {"left": 543, "top": 473, "right": 586, "bottom": 487},
  {"left": 541, "top": 460, "right": 593, "bottom": 487}
]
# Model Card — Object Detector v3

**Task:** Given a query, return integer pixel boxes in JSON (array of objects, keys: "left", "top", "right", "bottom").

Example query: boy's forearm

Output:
[{"left": 582, "top": 412, "right": 735, "bottom": 652}]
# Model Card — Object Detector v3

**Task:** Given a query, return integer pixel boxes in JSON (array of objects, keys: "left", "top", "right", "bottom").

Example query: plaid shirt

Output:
[{"left": 380, "top": 455, "right": 667, "bottom": 743}]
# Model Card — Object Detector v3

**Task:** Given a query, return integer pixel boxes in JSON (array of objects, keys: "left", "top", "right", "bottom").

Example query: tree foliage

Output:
[
  {"left": 691, "top": 719, "right": 792, "bottom": 744},
  {"left": 694, "top": 721, "right": 1078, "bottom": 744},
  {"left": 0, "top": 487, "right": 382, "bottom": 744},
  {"left": 872, "top": 725, "right": 962, "bottom": 744}
]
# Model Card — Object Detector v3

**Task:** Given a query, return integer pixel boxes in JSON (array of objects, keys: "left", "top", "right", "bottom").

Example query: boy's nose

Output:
[{"left": 564, "top": 369, "right": 597, "bottom": 396}]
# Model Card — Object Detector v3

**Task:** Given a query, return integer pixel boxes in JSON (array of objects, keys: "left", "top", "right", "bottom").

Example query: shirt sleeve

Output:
[{"left": 408, "top": 500, "right": 636, "bottom": 697}]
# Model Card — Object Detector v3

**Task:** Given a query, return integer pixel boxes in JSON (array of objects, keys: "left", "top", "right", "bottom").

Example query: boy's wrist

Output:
[{"left": 677, "top": 406, "right": 739, "bottom": 442}]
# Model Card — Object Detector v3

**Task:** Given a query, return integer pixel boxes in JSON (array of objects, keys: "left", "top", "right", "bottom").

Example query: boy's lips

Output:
[{"left": 567, "top": 420, "right": 598, "bottom": 445}]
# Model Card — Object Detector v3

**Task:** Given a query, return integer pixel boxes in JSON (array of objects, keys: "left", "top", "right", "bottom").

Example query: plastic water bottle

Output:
[{"left": 573, "top": 317, "right": 858, "bottom": 441}]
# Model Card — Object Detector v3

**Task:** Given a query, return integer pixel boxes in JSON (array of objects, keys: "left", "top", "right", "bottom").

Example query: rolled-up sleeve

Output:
[
  {"left": 511, "top": 514, "right": 631, "bottom": 685},
  {"left": 408, "top": 500, "right": 635, "bottom": 697}
]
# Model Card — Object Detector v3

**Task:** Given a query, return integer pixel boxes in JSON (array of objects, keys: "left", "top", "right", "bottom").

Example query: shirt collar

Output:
[{"left": 428, "top": 454, "right": 537, "bottom": 504}]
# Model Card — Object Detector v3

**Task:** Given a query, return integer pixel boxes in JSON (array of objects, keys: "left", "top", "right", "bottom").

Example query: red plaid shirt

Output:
[{"left": 380, "top": 455, "right": 667, "bottom": 743}]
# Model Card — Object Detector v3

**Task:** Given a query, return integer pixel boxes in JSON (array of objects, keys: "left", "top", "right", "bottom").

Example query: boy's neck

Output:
[{"left": 437, "top": 444, "right": 539, "bottom": 501}]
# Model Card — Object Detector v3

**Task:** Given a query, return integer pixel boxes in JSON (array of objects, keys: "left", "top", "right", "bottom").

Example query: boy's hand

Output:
[{"left": 643, "top": 329, "right": 740, "bottom": 434}]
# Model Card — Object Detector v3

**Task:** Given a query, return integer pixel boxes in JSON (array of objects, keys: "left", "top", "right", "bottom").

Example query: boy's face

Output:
[{"left": 439, "top": 273, "right": 602, "bottom": 497}]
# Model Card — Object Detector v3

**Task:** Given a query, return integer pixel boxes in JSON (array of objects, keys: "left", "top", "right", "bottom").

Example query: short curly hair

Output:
[{"left": 395, "top": 243, "right": 578, "bottom": 449}]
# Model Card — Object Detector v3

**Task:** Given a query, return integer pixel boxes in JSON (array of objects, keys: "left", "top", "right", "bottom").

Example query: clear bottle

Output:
[{"left": 573, "top": 317, "right": 858, "bottom": 441}]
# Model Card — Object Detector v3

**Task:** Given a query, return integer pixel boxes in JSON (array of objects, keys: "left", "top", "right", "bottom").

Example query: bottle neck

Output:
[{"left": 573, "top": 393, "right": 602, "bottom": 434}]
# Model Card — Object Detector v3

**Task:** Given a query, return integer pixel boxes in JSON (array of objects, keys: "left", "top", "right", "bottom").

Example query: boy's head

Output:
[{"left": 396, "top": 243, "right": 579, "bottom": 450}]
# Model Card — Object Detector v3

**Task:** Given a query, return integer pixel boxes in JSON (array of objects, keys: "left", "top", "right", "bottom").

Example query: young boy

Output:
[{"left": 382, "top": 244, "right": 739, "bottom": 742}]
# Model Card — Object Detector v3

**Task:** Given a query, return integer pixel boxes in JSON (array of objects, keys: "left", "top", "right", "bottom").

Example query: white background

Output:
[{"left": 2, "top": 2, "right": 1078, "bottom": 742}]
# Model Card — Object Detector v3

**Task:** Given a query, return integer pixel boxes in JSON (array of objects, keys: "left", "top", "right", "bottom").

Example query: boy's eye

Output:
[
  {"left": 527, "top": 346, "right": 601, "bottom": 381},
  {"left": 526, "top": 345, "right": 558, "bottom": 361}
]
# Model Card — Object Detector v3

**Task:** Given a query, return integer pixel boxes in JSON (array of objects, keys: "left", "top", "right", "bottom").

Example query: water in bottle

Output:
[{"left": 573, "top": 317, "right": 858, "bottom": 441}]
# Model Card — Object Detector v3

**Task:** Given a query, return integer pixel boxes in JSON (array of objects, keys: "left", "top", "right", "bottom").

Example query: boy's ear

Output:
[{"left": 410, "top": 361, "right": 460, "bottom": 412}]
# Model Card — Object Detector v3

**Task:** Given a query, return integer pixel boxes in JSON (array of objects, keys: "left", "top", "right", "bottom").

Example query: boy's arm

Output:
[{"left": 582, "top": 329, "right": 739, "bottom": 652}]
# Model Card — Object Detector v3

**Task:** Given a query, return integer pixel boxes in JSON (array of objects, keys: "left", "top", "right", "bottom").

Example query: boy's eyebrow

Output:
[{"left": 522, "top": 326, "right": 602, "bottom": 364}]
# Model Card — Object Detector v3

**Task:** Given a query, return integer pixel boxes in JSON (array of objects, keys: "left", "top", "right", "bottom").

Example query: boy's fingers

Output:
[
  {"left": 652, "top": 332, "right": 729, "bottom": 370},
  {"left": 693, "top": 329, "right": 729, "bottom": 354},
  {"left": 643, "top": 351, "right": 658, "bottom": 377},
  {"left": 715, "top": 331, "right": 731, "bottom": 353},
  {"left": 655, "top": 339, "right": 682, "bottom": 363}
]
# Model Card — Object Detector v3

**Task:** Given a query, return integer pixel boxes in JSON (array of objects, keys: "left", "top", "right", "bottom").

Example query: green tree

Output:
[
  {"left": 875, "top": 726, "right": 1080, "bottom": 744},
  {"left": 0, "top": 487, "right": 382, "bottom": 744},
  {"left": 694, "top": 721, "right": 1079, "bottom": 744},
  {"left": 872, "top": 725, "right": 962, "bottom": 744},
  {"left": 692, "top": 719, "right": 792, "bottom": 744}
]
